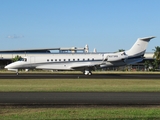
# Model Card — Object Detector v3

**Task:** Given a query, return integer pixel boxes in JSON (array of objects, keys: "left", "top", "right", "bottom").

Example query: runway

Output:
[
  {"left": 0, "top": 73, "right": 160, "bottom": 79},
  {"left": 0, "top": 92, "right": 160, "bottom": 106}
]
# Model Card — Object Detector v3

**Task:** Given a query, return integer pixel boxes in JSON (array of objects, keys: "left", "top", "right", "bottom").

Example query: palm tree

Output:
[
  {"left": 153, "top": 46, "right": 160, "bottom": 60},
  {"left": 152, "top": 46, "right": 160, "bottom": 69}
]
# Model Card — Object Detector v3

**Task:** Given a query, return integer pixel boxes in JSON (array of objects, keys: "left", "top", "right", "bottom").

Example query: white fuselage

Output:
[{"left": 5, "top": 52, "right": 142, "bottom": 71}]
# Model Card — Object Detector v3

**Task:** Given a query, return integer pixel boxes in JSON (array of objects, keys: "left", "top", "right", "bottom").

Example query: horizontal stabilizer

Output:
[{"left": 139, "top": 36, "right": 155, "bottom": 41}]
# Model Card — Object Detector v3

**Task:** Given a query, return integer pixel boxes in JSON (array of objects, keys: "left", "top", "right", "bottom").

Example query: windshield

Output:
[{"left": 19, "top": 58, "right": 27, "bottom": 62}]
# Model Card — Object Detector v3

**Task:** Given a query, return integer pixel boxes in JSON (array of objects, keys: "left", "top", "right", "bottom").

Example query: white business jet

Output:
[{"left": 5, "top": 36, "right": 155, "bottom": 75}]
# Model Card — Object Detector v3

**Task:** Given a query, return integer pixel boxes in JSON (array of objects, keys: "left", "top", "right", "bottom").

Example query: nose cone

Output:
[
  {"left": 5, "top": 62, "right": 17, "bottom": 69},
  {"left": 4, "top": 63, "right": 19, "bottom": 72},
  {"left": 5, "top": 64, "right": 10, "bottom": 69}
]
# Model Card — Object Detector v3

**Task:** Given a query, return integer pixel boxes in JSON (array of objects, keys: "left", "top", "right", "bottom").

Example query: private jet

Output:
[{"left": 5, "top": 36, "right": 155, "bottom": 75}]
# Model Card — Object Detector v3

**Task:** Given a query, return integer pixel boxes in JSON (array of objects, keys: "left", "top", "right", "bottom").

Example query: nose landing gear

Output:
[{"left": 16, "top": 71, "right": 19, "bottom": 76}]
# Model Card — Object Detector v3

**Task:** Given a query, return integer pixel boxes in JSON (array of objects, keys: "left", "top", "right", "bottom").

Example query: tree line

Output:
[{"left": 145, "top": 46, "right": 160, "bottom": 71}]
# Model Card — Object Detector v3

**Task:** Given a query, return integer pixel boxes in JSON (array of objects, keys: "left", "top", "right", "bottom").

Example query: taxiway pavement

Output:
[
  {"left": 0, "top": 92, "right": 160, "bottom": 105},
  {"left": 0, "top": 73, "right": 160, "bottom": 79}
]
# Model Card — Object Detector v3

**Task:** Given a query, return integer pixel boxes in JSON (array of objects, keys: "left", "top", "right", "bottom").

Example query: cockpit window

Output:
[
  {"left": 19, "top": 58, "right": 27, "bottom": 62},
  {"left": 19, "top": 58, "right": 24, "bottom": 61}
]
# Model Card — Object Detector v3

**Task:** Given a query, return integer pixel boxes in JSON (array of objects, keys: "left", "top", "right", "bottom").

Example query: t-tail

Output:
[
  {"left": 126, "top": 36, "right": 155, "bottom": 57},
  {"left": 121, "top": 36, "right": 155, "bottom": 65}
]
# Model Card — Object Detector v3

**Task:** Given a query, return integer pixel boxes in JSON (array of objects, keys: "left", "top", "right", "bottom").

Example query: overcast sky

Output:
[{"left": 0, "top": 0, "right": 159, "bottom": 52}]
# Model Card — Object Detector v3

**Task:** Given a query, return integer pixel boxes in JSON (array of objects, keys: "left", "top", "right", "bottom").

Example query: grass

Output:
[
  {"left": 0, "top": 106, "right": 160, "bottom": 120},
  {"left": 0, "top": 79, "right": 160, "bottom": 92}
]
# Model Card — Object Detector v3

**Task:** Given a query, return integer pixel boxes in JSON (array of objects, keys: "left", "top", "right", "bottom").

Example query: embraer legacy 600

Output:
[{"left": 5, "top": 36, "right": 155, "bottom": 75}]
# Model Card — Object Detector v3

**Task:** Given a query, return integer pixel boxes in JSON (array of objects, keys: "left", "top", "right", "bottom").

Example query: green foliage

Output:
[
  {"left": 114, "top": 49, "right": 125, "bottom": 53},
  {"left": 0, "top": 107, "right": 160, "bottom": 120},
  {"left": 12, "top": 55, "right": 22, "bottom": 62},
  {"left": 144, "top": 60, "right": 151, "bottom": 71},
  {"left": 153, "top": 46, "right": 160, "bottom": 60},
  {"left": 118, "top": 49, "right": 125, "bottom": 52},
  {"left": 0, "top": 79, "right": 160, "bottom": 92},
  {"left": 152, "top": 46, "right": 160, "bottom": 70}
]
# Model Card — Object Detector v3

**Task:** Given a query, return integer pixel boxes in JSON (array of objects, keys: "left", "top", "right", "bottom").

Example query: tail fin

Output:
[{"left": 126, "top": 36, "right": 155, "bottom": 56}]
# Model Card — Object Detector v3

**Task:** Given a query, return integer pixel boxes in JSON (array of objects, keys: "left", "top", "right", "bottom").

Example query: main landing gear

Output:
[{"left": 84, "top": 70, "right": 92, "bottom": 75}]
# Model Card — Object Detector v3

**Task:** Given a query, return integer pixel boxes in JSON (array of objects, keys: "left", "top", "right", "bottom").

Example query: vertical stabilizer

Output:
[{"left": 126, "top": 36, "right": 155, "bottom": 56}]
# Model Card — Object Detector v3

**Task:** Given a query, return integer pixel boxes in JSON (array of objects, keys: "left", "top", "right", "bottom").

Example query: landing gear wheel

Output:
[
  {"left": 88, "top": 72, "right": 92, "bottom": 76},
  {"left": 84, "top": 70, "right": 92, "bottom": 75},
  {"left": 16, "top": 72, "right": 19, "bottom": 76}
]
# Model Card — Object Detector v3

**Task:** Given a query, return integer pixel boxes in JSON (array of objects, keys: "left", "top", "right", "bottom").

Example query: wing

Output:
[{"left": 70, "top": 61, "right": 102, "bottom": 70}]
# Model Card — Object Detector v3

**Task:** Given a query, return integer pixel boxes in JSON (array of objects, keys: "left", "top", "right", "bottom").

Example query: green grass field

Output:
[
  {"left": 1, "top": 107, "right": 160, "bottom": 120},
  {"left": 0, "top": 79, "right": 160, "bottom": 92}
]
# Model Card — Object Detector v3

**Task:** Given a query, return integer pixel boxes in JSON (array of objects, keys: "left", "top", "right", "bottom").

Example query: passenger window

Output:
[
  {"left": 47, "top": 59, "right": 49, "bottom": 62},
  {"left": 68, "top": 59, "right": 70, "bottom": 61},
  {"left": 51, "top": 59, "right": 53, "bottom": 61},
  {"left": 59, "top": 59, "right": 61, "bottom": 61},
  {"left": 55, "top": 59, "right": 57, "bottom": 61}
]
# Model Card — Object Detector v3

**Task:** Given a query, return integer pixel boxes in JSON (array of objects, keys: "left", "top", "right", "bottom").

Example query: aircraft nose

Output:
[
  {"left": 5, "top": 63, "right": 15, "bottom": 69},
  {"left": 5, "top": 65, "right": 9, "bottom": 69},
  {"left": 5, "top": 62, "right": 21, "bottom": 70}
]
